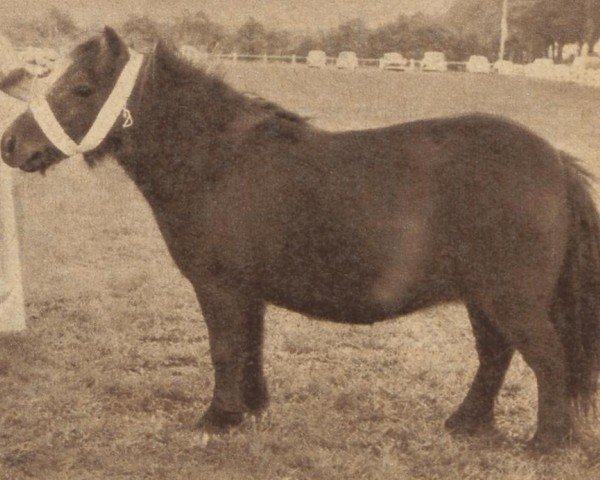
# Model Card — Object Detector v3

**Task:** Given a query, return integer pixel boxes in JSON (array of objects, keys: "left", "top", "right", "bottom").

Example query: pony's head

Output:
[{"left": 0, "top": 27, "right": 142, "bottom": 172}]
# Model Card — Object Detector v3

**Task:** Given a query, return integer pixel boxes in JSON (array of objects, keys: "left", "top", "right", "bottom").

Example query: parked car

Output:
[
  {"left": 421, "top": 51, "right": 447, "bottom": 72},
  {"left": 379, "top": 52, "right": 407, "bottom": 71},
  {"left": 307, "top": 50, "right": 327, "bottom": 68},
  {"left": 466, "top": 55, "right": 491, "bottom": 73},
  {"left": 17, "top": 46, "right": 59, "bottom": 76},
  {"left": 336, "top": 51, "right": 359, "bottom": 70}
]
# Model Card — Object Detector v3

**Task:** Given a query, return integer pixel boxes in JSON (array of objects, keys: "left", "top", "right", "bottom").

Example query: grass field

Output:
[{"left": 2, "top": 65, "right": 600, "bottom": 479}]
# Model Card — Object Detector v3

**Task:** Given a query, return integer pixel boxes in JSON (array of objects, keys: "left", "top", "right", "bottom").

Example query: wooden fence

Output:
[{"left": 184, "top": 50, "right": 600, "bottom": 88}]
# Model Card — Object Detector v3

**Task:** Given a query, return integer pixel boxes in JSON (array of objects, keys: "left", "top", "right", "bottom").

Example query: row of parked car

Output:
[
  {"left": 309, "top": 49, "right": 600, "bottom": 82},
  {"left": 10, "top": 46, "right": 60, "bottom": 77},
  {"left": 307, "top": 50, "right": 494, "bottom": 73},
  {"left": 495, "top": 55, "right": 600, "bottom": 78}
]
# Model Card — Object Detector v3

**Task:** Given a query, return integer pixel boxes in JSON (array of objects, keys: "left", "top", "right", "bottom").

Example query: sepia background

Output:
[{"left": 1, "top": 1, "right": 600, "bottom": 479}]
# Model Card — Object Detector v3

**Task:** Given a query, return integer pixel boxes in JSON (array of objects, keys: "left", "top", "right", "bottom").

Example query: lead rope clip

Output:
[{"left": 122, "top": 107, "right": 134, "bottom": 128}]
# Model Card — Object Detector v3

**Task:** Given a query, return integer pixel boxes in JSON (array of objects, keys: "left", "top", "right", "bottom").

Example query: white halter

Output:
[{"left": 29, "top": 49, "right": 144, "bottom": 157}]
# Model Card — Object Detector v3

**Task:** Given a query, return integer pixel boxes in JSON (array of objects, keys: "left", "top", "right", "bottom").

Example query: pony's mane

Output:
[
  {"left": 152, "top": 40, "right": 306, "bottom": 128},
  {"left": 71, "top": 34, "right": 306, "bottom": 133}
]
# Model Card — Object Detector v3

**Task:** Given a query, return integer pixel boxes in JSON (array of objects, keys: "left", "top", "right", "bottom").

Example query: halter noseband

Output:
[{"left": 29, "top": 49, "right": 144, "bottom": 157}]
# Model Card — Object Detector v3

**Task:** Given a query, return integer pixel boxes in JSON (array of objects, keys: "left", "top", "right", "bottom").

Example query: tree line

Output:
[
  {"left": 447, "top": 0, "right": 600, "bottom": 62},
  {"left": 1, "top": 1, "right": 598, "bottom": 63},
  {"left": 117, "top": 11, "right": 493, "bottom": 61}
]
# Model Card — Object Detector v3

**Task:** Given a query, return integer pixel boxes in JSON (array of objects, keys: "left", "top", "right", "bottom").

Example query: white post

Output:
[
  {"left": 499, "top": 0, "right": 509, "bottom": 61},
  {"left": 0, "top": 161, "right": 25, "bottom": 332},
  {"left": 0, "top": 36, "right": 26, "bottom": 333}
]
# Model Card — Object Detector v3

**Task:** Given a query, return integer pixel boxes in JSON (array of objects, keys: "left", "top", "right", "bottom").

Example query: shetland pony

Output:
[{"left": 1, "top": 28, "right": 599, "bottom": 450}]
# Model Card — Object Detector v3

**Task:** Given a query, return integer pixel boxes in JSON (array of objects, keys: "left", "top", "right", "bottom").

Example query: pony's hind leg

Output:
[
  {"left": 488, "top": 302, "right": 572, "bottom": 449},
  {"left": 445, "top": 304, "right": 514, "bottom": 434}
]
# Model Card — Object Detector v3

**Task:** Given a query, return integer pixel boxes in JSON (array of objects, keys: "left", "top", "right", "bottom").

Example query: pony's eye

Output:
[{"left": 72, "top": 85, "right": 94, "bottom": 98}]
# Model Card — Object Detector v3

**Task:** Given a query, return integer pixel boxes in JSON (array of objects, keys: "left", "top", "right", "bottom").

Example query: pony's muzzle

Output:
[{"left": 1, "top": 114, "right": 52, "bottom": 169}]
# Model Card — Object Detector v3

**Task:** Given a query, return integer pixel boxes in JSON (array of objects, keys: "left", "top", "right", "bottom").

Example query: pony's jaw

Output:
[{"left": 18, "top": 148, "right": 62, "bottom": 173}]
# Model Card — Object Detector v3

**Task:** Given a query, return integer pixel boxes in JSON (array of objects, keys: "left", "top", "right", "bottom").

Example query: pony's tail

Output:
[{"left": 552, "top": 151, "right": 600, "bottom": 414}]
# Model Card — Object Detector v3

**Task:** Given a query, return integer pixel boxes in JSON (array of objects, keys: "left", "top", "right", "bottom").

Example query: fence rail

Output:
[
  {"left": 186, "top": 51, "right": 457, "bottom": 70},
  {"left": 189, "top": 50, "right": 600, "bottom": 88}
]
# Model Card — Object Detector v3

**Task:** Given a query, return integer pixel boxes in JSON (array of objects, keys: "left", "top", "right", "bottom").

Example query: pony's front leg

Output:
[{"left": 194, "top": 282, "right": 267, "bottom": 434}]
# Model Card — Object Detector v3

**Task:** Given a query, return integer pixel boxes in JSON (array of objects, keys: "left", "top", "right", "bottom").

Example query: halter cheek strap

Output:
[{"left": 29, "top": 49, "right": 144, "bottom": 157}]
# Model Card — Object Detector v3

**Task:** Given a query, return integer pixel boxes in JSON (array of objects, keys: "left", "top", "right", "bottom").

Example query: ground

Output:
[{"left": 1, "top": 65, "right": 600, "bottom": 479}]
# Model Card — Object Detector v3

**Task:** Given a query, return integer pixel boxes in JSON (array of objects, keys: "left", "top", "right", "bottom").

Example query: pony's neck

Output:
[{"left": 113, "top": 44, "right": 243, "bottom": 200}]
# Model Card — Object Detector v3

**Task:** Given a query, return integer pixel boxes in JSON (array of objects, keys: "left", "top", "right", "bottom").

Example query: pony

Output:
[{"left": 1, "top": 27, "right": 600, "bottom": 450}]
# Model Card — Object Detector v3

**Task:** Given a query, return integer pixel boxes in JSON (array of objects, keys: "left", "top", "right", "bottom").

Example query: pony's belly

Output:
[
  {"left": 263, "top": 275, "right": 422, "bottom": 324},
  {"left": 267, "top": 290, "right": 438, "bottom": 324},
  {"left": 260, "top": 247, "right": 432, "bottom": 323},
  {"left": 267, "top": 295, "right": 393, "bottom": 324}
]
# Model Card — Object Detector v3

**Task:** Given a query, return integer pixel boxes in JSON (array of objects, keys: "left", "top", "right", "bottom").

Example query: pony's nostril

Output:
[
  {"left": 2, "top": 134, "right": 16, "bottom": 156},
  {"left": 28, "top": 151, "right": 42, "bottom": 163}
]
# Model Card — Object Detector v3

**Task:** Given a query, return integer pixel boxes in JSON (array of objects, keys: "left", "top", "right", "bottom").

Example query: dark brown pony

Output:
[{"left": 2, "top": 28, "right": 600, "bottom": 450}]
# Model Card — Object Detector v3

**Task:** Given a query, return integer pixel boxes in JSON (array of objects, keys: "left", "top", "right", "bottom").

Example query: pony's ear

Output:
[
  {"left": 102, "top": 26, "right": 126, "bottom": 58},
  {"left": 0, "top": 68, "right": 35, "bottom": 102},
  {"left": 97, "top": 27, "right": 128, "bottom": 77}
]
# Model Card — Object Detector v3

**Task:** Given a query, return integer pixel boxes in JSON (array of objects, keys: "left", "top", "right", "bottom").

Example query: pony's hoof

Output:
[
  {"left": 526, "top": 423, "right": 572, "bottom": 454},
  {"left": 243, "top": 408, "right": 272, "bottom": 430},
  {"left": 195, "top": 409, "right": 269, "bottom": 448},
  {"left": 195, "top": 405, "right": 245, "bottom": 434},
  {"left": 526, "top": 432, "right": 571, "bottom": 454},
  {"left": 243, "top": 382, "right": 269, "bottom": 414},
  {"left": 445, "top": 410, "right": 494, "bottom": 436}
]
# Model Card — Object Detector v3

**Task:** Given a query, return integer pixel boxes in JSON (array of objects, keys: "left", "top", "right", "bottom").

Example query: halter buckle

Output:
[{"left": 122, "top": 108, "right": 134, "bottom": 128}]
